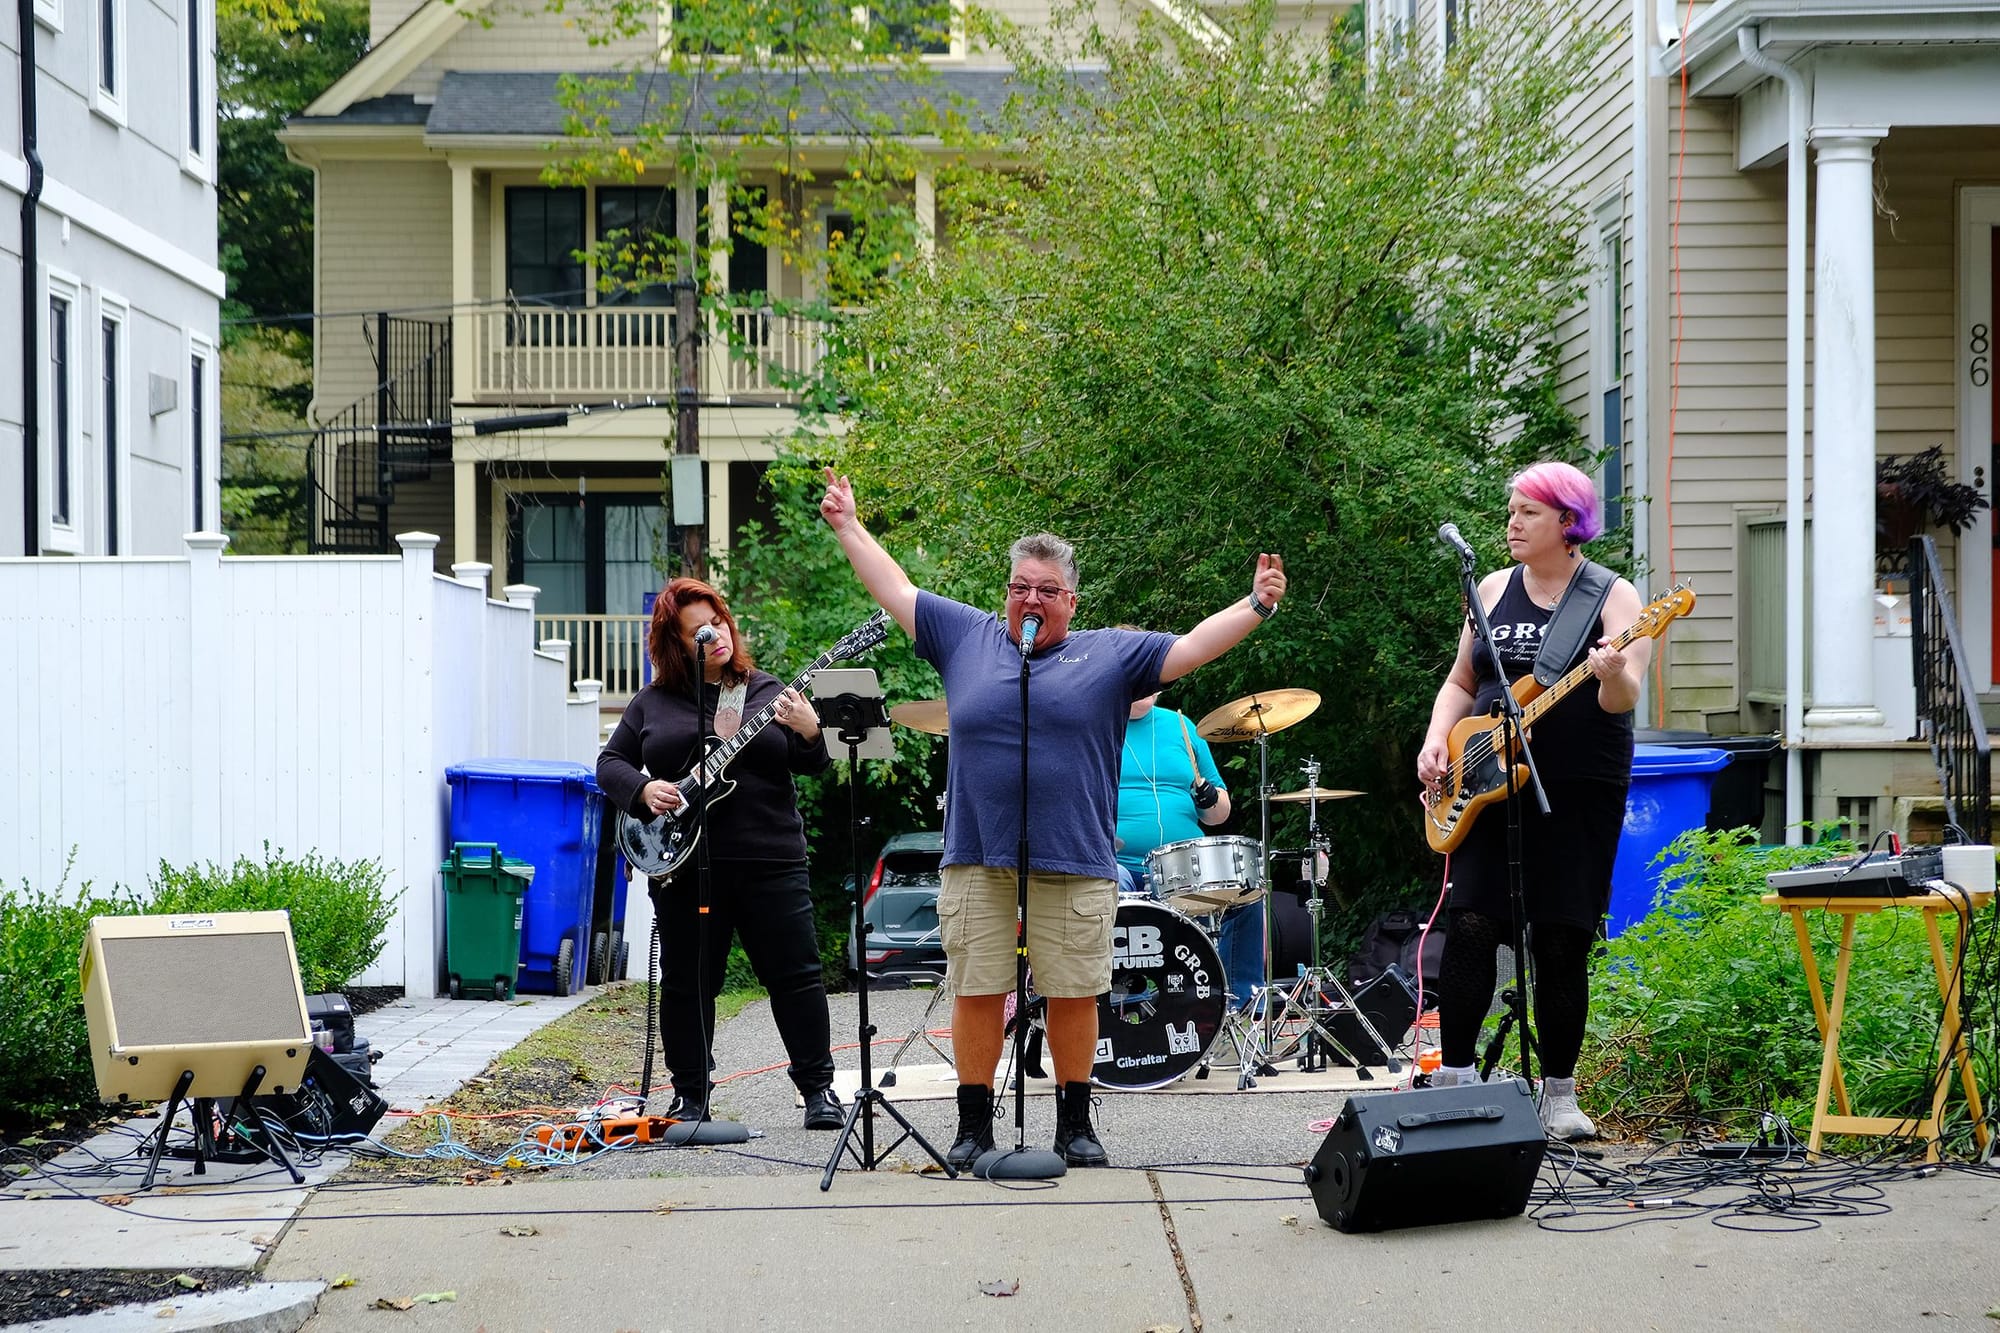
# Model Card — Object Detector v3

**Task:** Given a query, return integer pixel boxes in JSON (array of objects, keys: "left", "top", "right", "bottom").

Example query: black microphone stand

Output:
[
  {"left": 975, "top": 621, "right": 1067, "bottom": 1180},
  {"left": 654, "top": 631, "right": 751, "bottom": 1147},
  {"left": 1453, "top": 546, "right": 1546, "bottom": 1089},
  {"left": 820, "top": 685, "right": 955, "bottom": 1189}
]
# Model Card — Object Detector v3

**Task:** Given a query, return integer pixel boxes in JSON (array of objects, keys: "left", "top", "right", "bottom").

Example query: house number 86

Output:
[{"left": 1975, "top": 323, "right": 1991, "bottom": 387}]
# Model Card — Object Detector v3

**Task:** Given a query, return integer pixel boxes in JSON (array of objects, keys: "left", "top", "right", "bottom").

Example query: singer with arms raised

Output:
[
  {"left": 820, "top": 469, "right": 1285, "bottom": 1168},
  {"left": 597, "top": 577, "right": 845, "bottom": 1132},
  {"left": 1414, "top": 462, "right": 1648, "bottom": 1140}
]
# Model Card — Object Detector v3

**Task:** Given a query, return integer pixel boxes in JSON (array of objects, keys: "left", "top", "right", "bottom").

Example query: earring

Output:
[{"left": 1567, "top": 543, "right": 1577, "bottom": 559}]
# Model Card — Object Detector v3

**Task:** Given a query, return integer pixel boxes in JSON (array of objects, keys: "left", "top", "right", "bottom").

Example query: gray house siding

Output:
[{"left": 3, "top": 0, "right": 220, "bottom": 557}]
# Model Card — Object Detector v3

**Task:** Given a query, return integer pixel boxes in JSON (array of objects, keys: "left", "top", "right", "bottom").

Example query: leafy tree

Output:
[{"left": 773, "top": 0, "right": 1605, "bottom": 915}]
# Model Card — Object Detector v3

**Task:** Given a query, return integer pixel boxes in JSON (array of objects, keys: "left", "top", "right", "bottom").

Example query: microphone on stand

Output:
[
  {"left": 693, "top": 625, "right": 719, "bottom": 648},
  {"left": 1437, "top": 522, "right": 1477, "bottom": 563},
  {"left": 1019, "top": 614, "right": 1043, "bottom": 659}
]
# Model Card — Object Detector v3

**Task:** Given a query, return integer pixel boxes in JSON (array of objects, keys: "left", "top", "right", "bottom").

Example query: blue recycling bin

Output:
[
  {"left": 1607, "top": 744, "right": 1731, "bottom": 936},
  {"left": 445, "top": 759, "right": 603, "bottom": 996}
]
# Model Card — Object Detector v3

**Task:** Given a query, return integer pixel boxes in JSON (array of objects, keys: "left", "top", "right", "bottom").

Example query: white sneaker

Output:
[
  {"left": 1539, "top": 1077, "right": 1596, "bottom": 1141},
  {"left": 1432, "top": 1064, "right": 1479, "bottom": 1089}
]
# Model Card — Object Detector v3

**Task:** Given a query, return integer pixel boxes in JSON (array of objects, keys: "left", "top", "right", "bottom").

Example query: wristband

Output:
[{"left": 1248, "top": 594, "right": 1275, "bottom": 621}]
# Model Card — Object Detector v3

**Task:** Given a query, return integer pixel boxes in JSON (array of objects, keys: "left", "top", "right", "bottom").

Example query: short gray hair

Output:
[{"left": 1008, "top": 532, "right": 1078, "bottom": 591}]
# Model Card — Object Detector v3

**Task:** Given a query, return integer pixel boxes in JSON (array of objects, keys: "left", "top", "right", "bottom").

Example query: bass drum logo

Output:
[{"left": 1372, "top": 1123, "right": 1403, "bottom": 1155}]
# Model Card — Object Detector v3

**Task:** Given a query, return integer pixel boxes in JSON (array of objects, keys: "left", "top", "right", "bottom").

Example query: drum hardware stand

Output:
[
  {"left": 818, "top": 677, "right": 955, "bottom": 1189},
  {"left": 975, "top": 619, "right": 1067, "bottom": 1180},
  {"left": 876, "top": 962, "right": 953, "bottom": 1087}
]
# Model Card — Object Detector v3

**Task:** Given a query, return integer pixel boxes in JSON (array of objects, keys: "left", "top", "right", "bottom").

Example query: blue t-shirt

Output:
[
  {"left": 915, "top": 590, "right": 1176, "bottom": 878},
  {"left": 1115, "top": 706, "right": 1225, "bottom": 877}
]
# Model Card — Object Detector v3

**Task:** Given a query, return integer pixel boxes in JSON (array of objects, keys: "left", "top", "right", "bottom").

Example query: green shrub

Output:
[
  {"left": 0, "top": 871, "right": 145, "bottom": 1128},
  {"left": 1579, "top": 826, "right": 1976, "bottom": 1139},
  {"left": 147, "top": 844, "right": 398, "bottom": 994}
]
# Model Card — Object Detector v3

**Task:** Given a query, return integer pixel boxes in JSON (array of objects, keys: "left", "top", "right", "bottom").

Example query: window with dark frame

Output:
[
  {"left": 103, "top": 318, "right": 119, "bottom": 554},
  {"left": 49, "top": 297, "right": 72, "bottom": 528},
  {"left": 875, "top": 0, "right": 950, "bottom": 54},
  {"left": 191, "top": 351, "right": 206, "bottom": 531},
  {"left": 1600, "top": 228, "right": 1625, "bottom": 532},
  {"left": 99, "top": 0, "right": 117, "bottom": 96},
  {"left": 186, "top": 0, "right": 201, "bottom": 154}
]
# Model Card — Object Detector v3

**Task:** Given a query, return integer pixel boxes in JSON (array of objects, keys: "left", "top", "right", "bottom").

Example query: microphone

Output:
[
  {"left": 1438, "top": 522, "right": 1476, "bottom": 562},
  {"left": 693, "top": 626, "right": 719, "bottom": 647},
  {"left": 1019, "top": 614, "right": 1043, "bottom": 659}
]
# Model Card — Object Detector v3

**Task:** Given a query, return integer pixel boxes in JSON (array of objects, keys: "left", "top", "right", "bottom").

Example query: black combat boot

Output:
[
  {"left": 1054, "top": 1081, "right": 1108, "bottom": 1167},
  {"left": 947, "top": 1082, "right": 996, "bottom": 1171}
]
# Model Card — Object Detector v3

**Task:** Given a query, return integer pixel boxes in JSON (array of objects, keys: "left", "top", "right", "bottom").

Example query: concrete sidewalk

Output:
[{"left": 9, "top": 986, "right": 2000, "bottom": 1331}]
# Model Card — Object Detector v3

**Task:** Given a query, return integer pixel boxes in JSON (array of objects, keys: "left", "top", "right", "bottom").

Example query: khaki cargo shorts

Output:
[{"left": 937, "top": 864, "right": 1115, "bottom": 998}]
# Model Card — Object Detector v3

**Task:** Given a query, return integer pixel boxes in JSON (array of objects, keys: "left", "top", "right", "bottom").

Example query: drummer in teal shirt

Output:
[{"left": 1116, "top": 692, "right": 1263, "bottom": 1005}]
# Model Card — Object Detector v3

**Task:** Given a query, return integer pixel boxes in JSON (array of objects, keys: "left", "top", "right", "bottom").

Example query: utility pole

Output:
[{"left": 673, "top": 180, "right": 705, "bottom": 580}]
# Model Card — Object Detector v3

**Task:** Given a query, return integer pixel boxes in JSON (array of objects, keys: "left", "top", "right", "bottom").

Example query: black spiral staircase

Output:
[{"left": 307, "top": 315, "right": 454, "bottom": 555}]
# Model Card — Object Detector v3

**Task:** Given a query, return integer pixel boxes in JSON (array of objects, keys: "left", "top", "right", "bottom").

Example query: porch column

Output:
[
  {"left": 453, "top": 460, "right": 477, "bottom": 571},
  {"left": 450, "top": 160, "right": 476, "bottom": 404},
  {"left": 1804, "top": 129, "right": 1889, "bottom": 734},
  {"left": 914, "top": 167, "right": 936, "bottom": 267}
]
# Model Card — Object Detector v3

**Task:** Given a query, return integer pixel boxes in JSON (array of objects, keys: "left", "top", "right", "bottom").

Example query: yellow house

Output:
[
  {"left": 1366, "top": 0, "right": 2000, "bottom": 840},
  {"left": 281, "top": 0, "right": 1274, "bottom": 705}
]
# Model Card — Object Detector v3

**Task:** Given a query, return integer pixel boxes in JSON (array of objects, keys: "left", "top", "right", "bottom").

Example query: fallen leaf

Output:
[
  {"left": 1279, "top": 1214, "right": 1299, "bottom": 1228},
  {"left": 978, "top": 1279, "right": 1020, "bottom": 1297},
  {"left": 100, "top": 1194, "right": 135, "bottom": 1207},
  {"left": 23, "top": 1190, "right": 50, "bottom": 1201},
  {"left": 652, "top": 1202, "right": 675, "bottom": 1215},
  {"left": 249, "top": 1235, "right": 274, "bottom": 1246},
  {"left": 371, "top": 1297, "right": 416, "bottom": 1311},
  {"left": 500, "top": 1224, "right": 539, "bottom": 1237},
  {"left": 17, "top": 1136, "right": 43, "bottom": 1147},
  {"left": 154, "top": 1306, "right": 176, "bottom": 1318},
  {"left": 57, "top": 1289, "right": 70, "bottom": 1298},
  {"left": 172, "top": 1274, "right": 204, "bottom": 1290},
  {"left": 329, "top": 1274, "right": 356, "bottom": 1289},
  {"left": 414, "top": 1291, "right": 456, "bottom": 1303}
]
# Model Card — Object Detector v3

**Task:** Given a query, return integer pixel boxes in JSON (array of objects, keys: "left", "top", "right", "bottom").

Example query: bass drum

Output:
[{"left": 1093, "top": 900, "right": 1228, "bottom": 1090}]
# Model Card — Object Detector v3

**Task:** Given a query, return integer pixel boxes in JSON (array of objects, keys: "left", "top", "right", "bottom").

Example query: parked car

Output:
[{"left": 845, "top": 831, "right": 946, "bottom": 985}]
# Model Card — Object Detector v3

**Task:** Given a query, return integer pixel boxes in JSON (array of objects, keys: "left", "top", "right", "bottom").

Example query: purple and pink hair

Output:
[{"left": 1509, "top": 462, "right": 1604, "bottom": 546}]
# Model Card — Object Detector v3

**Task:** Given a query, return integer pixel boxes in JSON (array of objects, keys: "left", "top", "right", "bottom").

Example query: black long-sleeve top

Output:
[{"left": 597, "top": 671, "right": 832, "bottom": 863}]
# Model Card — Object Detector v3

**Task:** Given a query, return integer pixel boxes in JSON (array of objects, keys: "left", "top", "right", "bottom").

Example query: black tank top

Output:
[{"left": 1468, "top": 565, "right": 1634, "bottom": 785}]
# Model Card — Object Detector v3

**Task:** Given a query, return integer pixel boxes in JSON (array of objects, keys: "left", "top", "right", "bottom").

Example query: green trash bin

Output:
[{"left": 442, "top": 842, "right": 534, "bottom": 1000}]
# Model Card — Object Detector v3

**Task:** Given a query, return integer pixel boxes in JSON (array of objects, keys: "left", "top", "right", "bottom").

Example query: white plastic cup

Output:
[{"left": 1940, "top": 844, "right": 1997, "bottom": 897}]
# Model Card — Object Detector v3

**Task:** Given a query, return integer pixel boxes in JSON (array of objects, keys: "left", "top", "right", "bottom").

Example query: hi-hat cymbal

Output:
[
  {"left": 1195, "top": 689, "right": 1321, "bottom": 742},
  {"left": 888, "top": 698, "right": 950, "bottom": 736},
  {"left": 1270, "top": 787, "right": 1366, "bottom": 804}
]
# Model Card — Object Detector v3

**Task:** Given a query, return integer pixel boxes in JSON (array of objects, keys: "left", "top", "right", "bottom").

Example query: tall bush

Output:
[
  {"left": 1579, "top": 827, "right": 1980, "bottom": 1139},
  {"left": 148, "top": 844, "right": 398, "bottom": 994}
]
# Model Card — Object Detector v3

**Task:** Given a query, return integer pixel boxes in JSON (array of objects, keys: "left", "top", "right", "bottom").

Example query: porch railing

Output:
[
  {"left": 470, "top": 299, "right": 848, "bottom": 401},
  {"left": 537, "top": 613, "right": 651, "bottom": 698},
  {"left": 1910, "top": 534, "right": 1992, "bottom": 843}
]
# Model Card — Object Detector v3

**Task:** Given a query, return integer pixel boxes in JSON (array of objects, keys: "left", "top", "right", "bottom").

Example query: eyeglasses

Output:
[{"left": 1006, "top": 581, "right": 1070, "bottom": 602}]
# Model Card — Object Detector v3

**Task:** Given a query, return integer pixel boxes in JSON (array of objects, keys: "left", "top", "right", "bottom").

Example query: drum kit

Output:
[{"left": 873, "top": 687, "right": 1403, "bottom": 1093}]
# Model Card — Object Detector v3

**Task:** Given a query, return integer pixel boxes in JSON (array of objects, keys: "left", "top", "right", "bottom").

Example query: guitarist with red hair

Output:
[{"left": 1414, "top": 462, "right": 1650, "bottom": 1141}]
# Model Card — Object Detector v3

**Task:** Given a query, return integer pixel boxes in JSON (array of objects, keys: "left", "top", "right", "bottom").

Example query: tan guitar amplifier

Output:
[{"left": 80, "top": 911, "right": 313, "bottom": 1104}]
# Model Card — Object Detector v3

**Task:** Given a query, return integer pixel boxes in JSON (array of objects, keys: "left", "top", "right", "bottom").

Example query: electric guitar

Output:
[
  {"left": 615, "top": 611, "right": 890, "bottom": 878},
  {"left": 1421, "top": 582, "right": 1695, "bottom": 855}
]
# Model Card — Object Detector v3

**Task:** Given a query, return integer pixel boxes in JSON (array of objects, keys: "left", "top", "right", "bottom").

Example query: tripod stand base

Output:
[
  {"left": 659, "top": 1118, "right": 753, "bottom": 1146},
  {"left": 972, "top": 1145, "right": 1067, "bottom": 1179},
  {"left": 820, "top": 1088, "right": 955, "bottom": 1189}
]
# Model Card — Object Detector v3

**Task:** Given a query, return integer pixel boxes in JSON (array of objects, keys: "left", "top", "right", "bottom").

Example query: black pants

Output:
[{"left": 652, "top": 858, "right": 834, "bottom": 1100}]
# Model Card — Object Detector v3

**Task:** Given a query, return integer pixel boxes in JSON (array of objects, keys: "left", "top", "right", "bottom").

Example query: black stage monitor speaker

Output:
[
  {"left": 1305, "top": 1080, "right": 1546, "bottom": 1232},
  {"left": 1326, "top": 964, "right": 1419, "bottom": 1067},
  {"left": 80, "top": 911, "right": 313, "bottom": 1103},
  {"left": 271, "top": 1047, "right": 389, "bottom": 1141}
]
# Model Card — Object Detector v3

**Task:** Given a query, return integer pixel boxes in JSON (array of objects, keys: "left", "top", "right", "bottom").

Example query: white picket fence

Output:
[{"left": 0, "top": 532, "right": 606, "bottom": 997}]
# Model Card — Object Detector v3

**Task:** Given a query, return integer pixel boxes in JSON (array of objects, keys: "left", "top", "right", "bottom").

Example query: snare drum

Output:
[
  {"left": 1144, "top": 835, "right": 1266, "bottom": 914},
  {"left": 1093, "top": 899, "right": 1227, "bottom": 1090}
]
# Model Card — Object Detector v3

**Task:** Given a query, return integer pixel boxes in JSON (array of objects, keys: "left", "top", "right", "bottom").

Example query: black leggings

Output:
[
  {"left": 652, "top": 859, "right": 834, "bottom": 1098},
  {"left": 1434, "top": 909, "right": 1594, "bottom": 1080}
]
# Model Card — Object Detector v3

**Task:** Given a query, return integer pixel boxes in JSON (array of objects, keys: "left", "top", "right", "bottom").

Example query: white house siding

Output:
[
  {"left": 313, "top": 158, "right": 455, "bottom": 415},
  {"left": 2, "top": 0, "right": 219, "bottom": 557}
]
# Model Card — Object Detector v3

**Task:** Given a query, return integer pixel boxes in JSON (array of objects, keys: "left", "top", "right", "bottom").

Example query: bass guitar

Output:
[
  {"left": 615, "top": 610, "right": 890, "bottom": 878},
  {"left": 1421, "top": 582, "right": 1695, "bottom": 855}
]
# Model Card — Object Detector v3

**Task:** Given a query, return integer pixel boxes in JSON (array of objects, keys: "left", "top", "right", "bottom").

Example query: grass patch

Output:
[{"left": 347, "top": 981, "right": 765, "bottom": 1182}]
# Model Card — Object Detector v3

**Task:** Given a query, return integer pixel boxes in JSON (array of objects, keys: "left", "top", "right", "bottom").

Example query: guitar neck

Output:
[
  {"left": 689, "top": 653, "right": 833, "bottom": 779},
  {"left": 1517, "top": 618, "right": 1654, "bottom": 729}
]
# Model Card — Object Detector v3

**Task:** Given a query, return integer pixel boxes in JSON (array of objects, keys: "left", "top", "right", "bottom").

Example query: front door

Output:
[{"left": 1959, "top": 187, "right": 2000, "bottom": 689}]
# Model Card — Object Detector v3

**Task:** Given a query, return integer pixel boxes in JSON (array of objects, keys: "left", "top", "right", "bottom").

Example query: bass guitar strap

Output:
[{"left": 1531, "top": 559, "right": 1616, "bottom": 688}]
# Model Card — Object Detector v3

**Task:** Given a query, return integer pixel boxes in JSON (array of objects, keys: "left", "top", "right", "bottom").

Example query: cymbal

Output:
[
  {"left": 1195, "top": 689, "right": 1321, "bottom": 742},
  {"left": 1270, "top": 787, "right": 1366, "bottom": 804},
  {"left": 888, "top": 698, "right": 950, "bottom": 736}
]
